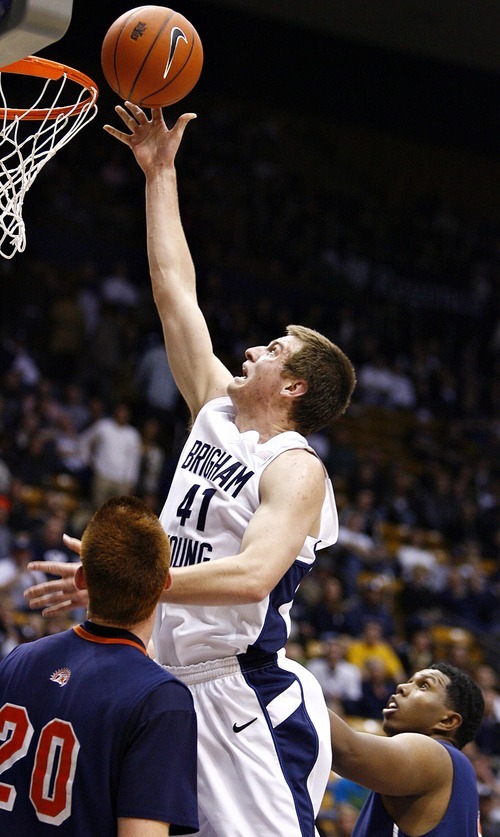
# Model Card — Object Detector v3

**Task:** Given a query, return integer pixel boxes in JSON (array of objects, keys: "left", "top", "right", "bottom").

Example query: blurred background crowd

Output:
[{"left": 0, "top": 1, "right": 498, "bottom": 834}]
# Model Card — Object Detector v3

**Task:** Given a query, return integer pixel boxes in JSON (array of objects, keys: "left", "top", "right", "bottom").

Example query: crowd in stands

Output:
[{"left": 0, "top": 94, "right": 498, "bottom": 835}]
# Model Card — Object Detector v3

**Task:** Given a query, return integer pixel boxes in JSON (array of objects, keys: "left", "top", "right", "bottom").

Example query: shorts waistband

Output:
[{"left": 161, "top": 651, "right": 278, "bottom": 684}]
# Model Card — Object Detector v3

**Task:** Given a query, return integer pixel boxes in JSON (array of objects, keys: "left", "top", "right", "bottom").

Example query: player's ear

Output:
[
  {"left": 281, "top": 378, "right": 308, "bottom": 399},
  {"left": 74, "top": 565, "right": 87, "bottom": 590},
  {"left": 437, "top": 710, "right": 462, "bottom": 735},
  {"left": 164, "top": 571, "right": 172, "bottom": 591}
]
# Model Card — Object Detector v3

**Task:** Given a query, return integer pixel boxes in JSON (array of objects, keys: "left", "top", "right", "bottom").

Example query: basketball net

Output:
[{"left": 0, "top": 56, "right": 98, "bottom": 259}]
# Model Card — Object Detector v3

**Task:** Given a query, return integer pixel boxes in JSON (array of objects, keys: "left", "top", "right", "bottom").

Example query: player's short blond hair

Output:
[
  {"left": 283, "top": 324, "right": 356, "bottom": 436},
  {"left": 81, "top": 496, "right": 169, "bottom": 626}
]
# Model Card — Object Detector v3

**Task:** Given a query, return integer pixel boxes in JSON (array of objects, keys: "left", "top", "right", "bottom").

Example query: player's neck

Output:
[
  {"left": 87, "top": 614, "right": 155, "bottom": 648},
  {"left": 234, "top": 406, "right": 295, "bottom": 443}
]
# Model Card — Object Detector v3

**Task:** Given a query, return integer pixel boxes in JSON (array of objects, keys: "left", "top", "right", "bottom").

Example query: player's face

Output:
[
  {"left": 382, "top": 668, "right": 452, "bottom": 737},
  {"left": 228, "top": 335, "right": 302, "bottom": 407}
]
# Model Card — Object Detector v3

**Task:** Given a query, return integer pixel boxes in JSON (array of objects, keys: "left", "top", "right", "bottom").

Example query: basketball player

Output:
[
  {"left": 3, "top": 496, "right": 198, "bottom": 836},
  {"left": 329, "top": 662, "right": 485, "bottom": 836},
  {"left": 25, "top": 104, "right": 356, "bottom": 836}
]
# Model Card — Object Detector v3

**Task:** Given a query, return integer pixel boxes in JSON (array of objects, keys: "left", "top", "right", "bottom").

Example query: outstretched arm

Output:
[
  {"left": 104, "top": 104, "right": 231, "bottom": 418},
  {"left": 328, "top": 710, "right": 452, "bottom": 796},
  {"left": 26, "top": 451, "right": 325, "bottom": 612}
]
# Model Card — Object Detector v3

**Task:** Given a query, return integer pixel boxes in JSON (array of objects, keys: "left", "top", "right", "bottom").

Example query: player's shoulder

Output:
[
  {"left": 389, "top": 732, "right": 455, "bottom": 766},
  {"left": 1, "top": 627, "right": 71, "bottom": 661},
  {"left": 139, "top": 658, "right": 192, "bottom": 695},
  {"left": 265, "top": 444, "right": 325, "bottom": 481},
  {"left": 140, "top": 668, "right": 196, "bottom": 712}
]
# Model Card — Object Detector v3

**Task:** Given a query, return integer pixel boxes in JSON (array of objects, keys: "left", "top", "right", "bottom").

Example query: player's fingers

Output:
[
  {"left": 24, "top": 578, "right": 74, "bottom": 601},
  {"left": 26, "top": 561, "right": 48, "bottom": 573},
  {"left": 42, "top": 601, "right": 76, "bottom": 618},
  {"left": 124, "top": 101, "right": 149, "bottom": 123},
  {"left": 25, "top": 589, "right": 68, "bottom": 609},
  {"left": 27, "top": 560, "right": 78, "bottom": 577},
  {"left": 62, "top": 534, "right": 82, "bottom": 555},
  {"left": 103, "top": 124, "right": 133, "bottom": 144},
  {"left": 174, "top": 113, "right": 197, "bottom": 135}
]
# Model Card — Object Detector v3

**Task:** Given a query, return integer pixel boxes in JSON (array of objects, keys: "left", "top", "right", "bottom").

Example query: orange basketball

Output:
[{"left": 101, "top": 6, "right": 203, "bottom": 108}]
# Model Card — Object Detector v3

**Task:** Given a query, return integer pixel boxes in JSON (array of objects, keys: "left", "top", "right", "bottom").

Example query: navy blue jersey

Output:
[
  {"left": 0, "top": 621, "right": 198, "bottom": 835},
  {"left": 353, "top": 740, "right": 481, "bottom": 836}
]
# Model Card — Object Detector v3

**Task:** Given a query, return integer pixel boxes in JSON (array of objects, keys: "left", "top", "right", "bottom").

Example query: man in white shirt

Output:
[
  {"left": 308, "top": 635, "right": 362, "bottom": 715},
  {"left": 79, "top": 402, "right": 141, "bottom": 509}
]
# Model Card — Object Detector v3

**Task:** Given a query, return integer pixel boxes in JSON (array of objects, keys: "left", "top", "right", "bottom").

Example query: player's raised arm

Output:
[{"left": 104, "top": 105, "right": 231, "bottom": 418}]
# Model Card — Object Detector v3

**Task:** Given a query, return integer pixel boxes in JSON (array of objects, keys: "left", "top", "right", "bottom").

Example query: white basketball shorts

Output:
[{"left": 164, "top": 649, "right": 331, "bottom": 837}]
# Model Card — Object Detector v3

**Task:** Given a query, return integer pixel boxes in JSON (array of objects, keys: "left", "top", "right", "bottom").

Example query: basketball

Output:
[{"left": 101, "top": 6, "right": 203, "bottom": 108}]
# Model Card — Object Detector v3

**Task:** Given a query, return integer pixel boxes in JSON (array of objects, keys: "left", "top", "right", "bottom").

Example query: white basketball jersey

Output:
[{"left": 154, "top": 397, "right": 338, "bottom": 665}]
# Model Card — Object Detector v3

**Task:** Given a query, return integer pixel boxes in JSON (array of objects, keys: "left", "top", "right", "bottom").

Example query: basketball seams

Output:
[
  {"left": 141, "top": 30, "right": 198, "bottom": 108},
  {"left": 112, "top": 10, "right": 144, "bottom": 98},
  {"left": 104, "top": 6, "right": 152, "bottom": 97},
  {"left": 101, "top": 6, "right": 203, "bottom": 108},
  {"left": 128, "top": 8, "right": 176, "bottom": 104}
]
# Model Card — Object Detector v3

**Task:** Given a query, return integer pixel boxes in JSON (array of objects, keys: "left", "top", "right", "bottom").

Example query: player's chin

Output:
[
  {"left": 381, "top": 711, "right": 399, "bottom": 736},
  {"left": 229, "top": 376, "right": 247, "bottom": 391}
]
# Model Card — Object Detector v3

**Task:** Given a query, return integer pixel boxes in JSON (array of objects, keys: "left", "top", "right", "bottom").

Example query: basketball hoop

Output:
[{"left": 0, "top": 55, "right": 98, "bottom": 259}]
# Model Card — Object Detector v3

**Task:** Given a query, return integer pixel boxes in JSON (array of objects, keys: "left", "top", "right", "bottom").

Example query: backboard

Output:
[{"left": 0, "top": 0, "right": 73, "bottom": 66}]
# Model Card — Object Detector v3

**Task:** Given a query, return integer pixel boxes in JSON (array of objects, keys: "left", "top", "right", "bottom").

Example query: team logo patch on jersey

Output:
[{"left": 50, "top": 667, "right": 71, "bottom": 687}]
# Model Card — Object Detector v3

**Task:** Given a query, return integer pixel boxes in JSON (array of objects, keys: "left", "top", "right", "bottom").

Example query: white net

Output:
[{"left": 0, "top": 59, "right": 98, "bottom": 259}]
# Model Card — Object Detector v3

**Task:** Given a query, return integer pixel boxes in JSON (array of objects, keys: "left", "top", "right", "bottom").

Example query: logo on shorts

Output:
[
  {"left": 50, "top": 667, "right": 71, "bottom": 687},
  {"left": 232, "top": 718, "right": 257, "bottom": 733}
]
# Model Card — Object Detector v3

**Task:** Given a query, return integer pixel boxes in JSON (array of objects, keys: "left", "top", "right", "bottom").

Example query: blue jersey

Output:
[
  {"left": 353, "top": 740, "right": 481, "bottom": 836},
  {"left": 0, "top": 621, "right": 198, "bottom": 835}
]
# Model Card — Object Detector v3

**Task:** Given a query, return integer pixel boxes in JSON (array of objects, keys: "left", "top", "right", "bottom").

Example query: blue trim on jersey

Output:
[
  {"left": 247, "top": 559, "right": 311, "bottom": 656},
  {"left": 240, "top": 659, "right": 319, "bottom": 836}
]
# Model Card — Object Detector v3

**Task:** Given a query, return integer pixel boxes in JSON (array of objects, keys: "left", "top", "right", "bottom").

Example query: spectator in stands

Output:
[
  {"left": 383, "top": 467, "right": 419, "bottom": 527},
  {"left": 61, "top": 382, "right": 92, "bottom": 432},
  {"left": 345, "top": 617, "right": 405, "bottom": 683},
  {"left": 395, "top": 527, "right": 440, "bottom": 583},
  {"left": 467, "top": 747, "right": 500, "bottom": 837},
  {"left": 135, "top": 332, "right": 180, "bottom": 452},
  {"left": 397, "top": 625, "right": 435, "bottom": 677},
  {"left": 386, "top": 357, "right": 417, "bottom": 410},
  {"left": 0, "top": 533, "right": 46, "bottom": 613},
  {"left": 79, "top": 401, "right": 141, "bottom": 510},
  {"left": 101, "top": 259, "right": 140, "bottom": 310},
  {"left": 306, "top": 574, "right": 350, "bottom": 639},
  {"left": 439, "top": 564, "right": 498, "bottom": 633},
  {"left": 475, "top": 686, "right": 500, "bottom": 756},
  {"left": 357, "top": 353, "right": 394, "bottom": 406},
  {"left": 358, "top": 656, "right": 398, "bottom": 720},
  {"left": 398, "top": 564, "right": 440, "bottom": 636},
  {"left": 46, "top": 283, "right": 86, "bottom": 383},
  {"left": 30, "top": 515, "right": 74, "bottom": 566},
  {"left": 0, "top": 495, "right": 11, "bottom": 560},
  {"left": 307, "top": 635, "right": 362, "bottom": 716},
  {"left": 136, "top": 417, "right": 166, "bottom": 513},
  {"left": 335, "top": 513, "right": 392, "bottom": 597},
  {"left": 344, "top": 576, "right": 397, "bottom": 639},
  {"left": 325, "top": 425, "right": 358, "bottom": 485}
]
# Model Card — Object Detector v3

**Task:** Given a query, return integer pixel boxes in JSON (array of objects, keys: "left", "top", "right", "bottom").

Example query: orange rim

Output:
[{"left": 0, "top": 55, "right": 98, "bottom": 120}]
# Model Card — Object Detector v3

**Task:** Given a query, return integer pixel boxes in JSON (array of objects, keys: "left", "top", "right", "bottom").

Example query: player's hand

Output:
[
  {"left": 103, "top": 102, "right": 196, "bottom": 176},
  {"left": 24, "top": 554, "right": 86, "bottom": 617}
]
